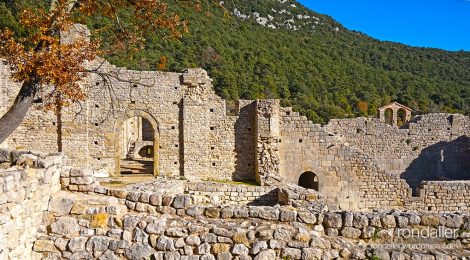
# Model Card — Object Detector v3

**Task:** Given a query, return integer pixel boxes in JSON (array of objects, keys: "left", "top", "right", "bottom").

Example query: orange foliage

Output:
[
  {"left": 157, "top": 56, "right": 168, "bottom": 71},
  {"left": 0, "top": 0, "right": 193, "bottom": 111},
  {"left": 357, "top": 101, "right": 368, "bottom": 114}
]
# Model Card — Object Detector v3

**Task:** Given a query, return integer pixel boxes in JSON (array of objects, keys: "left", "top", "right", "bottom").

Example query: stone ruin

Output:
[
  {"left": 1, "top": 35, "right": 470, "bottom": 258},
  {"left": 1, "top": 56, "right": 470, "bottom": 212}
]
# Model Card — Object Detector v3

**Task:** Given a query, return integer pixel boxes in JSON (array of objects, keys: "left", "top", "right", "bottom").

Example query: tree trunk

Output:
[{"left": 0, "top": 80, "right": 38, "bottom": 144}]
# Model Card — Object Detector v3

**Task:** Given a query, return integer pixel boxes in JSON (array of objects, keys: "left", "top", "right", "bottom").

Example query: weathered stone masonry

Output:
[
  {"left": 0, "top": 151, "right": 63, "bottom": 259},
  {"left": 1, "top": 57, "right": 470, "bottom": 212}
]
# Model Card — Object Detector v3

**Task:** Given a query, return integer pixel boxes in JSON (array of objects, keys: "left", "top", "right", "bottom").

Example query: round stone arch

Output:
[
  {"left": 298, "top": 171, "right": 319, "bottom": 191},
  {"left": 114, "top": 110, "right": 160, "bottom": 177},
  {"left": 294, "top": 168, "right": 328, "bottom": 192}
]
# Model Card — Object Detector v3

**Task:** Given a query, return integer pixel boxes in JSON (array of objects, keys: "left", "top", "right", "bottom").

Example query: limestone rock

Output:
[
  {"left": 324, "top": 213, "right": 342, "bottom": 228},
  {"left": 33, "top": 240, "right": 57, "bottom": 253},
  {"left": 232, "top": 244, "right": 249, "bottom": 255},
  {"left": 172, "top": 194, "right": 191, "bottom": 209},
  {"left": 50, "top": 217, "right": 80, "bottom": 236},
  {"left": 124, "top": 243, "right": 156, "bottom": 260},
  {"left": 254, "top": 249, "right": 276, "bottom": 260}
]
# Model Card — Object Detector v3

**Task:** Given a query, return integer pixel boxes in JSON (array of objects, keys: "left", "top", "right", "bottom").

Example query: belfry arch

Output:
[{"left": 378, "top": 102, "right": 412, "bottom": 127}]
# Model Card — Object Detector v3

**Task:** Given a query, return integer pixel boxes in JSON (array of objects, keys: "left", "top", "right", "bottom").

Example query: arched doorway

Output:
[
  {"left": 298, "top": 171, "right": 319, "bottom": 191},
  {"left": 115, "top": 111, "right": 159, "bottom": 176},
  {"left": 384, "top": 108, "right": 394, "bottom": 126}
]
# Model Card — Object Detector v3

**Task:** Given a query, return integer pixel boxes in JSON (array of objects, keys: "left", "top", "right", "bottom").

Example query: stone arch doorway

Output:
[
  {"left": 298, "top": 171, "right": 319, "bottom": 191},
  {"left": 115, "top": 111, "right": 159, "bottom": 176}
]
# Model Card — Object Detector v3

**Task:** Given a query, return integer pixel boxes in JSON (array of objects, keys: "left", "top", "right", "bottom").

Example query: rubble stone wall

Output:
[
  {"left": 34, "top": 188, "right": 470, "bottom": 260},
  {"left": 408, "top": 181, "right": 470, "bottom": 212},
  {"left": 325, "top": 114, "right": 470, "bottom": 189},
  {"left": 186, "top": 182, "right": 278, "bottom": 206},
  {"left": 0, "top": 60, "right": 257, "bottom": 181},
  {"left": 277, "top": 107, "right": 411, "bottom": 211},
  {"left": 0, "top": 152, "right": 63, "bottom": 259}
]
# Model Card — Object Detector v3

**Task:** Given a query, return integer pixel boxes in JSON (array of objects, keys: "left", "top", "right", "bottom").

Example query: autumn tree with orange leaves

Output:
[{"left": 0, "top": 0, "right": 196, "bottom": 143}]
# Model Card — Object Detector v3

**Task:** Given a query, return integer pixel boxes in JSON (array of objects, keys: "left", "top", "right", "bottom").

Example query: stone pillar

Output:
[
  {"left": 392, "top": 109, "right": 398, "bottom": 127},
  {"left": 181, "top": 68, "right": 213, "bottom": 180},
  {"left": 378, "top": 109, "right": 385, "bottom": 122},
  {"left": 405, "top": 110, "right": 412, "bottom": 122},
  {"left": 255, "top": 100, "right": 281, "bottom": 186}
]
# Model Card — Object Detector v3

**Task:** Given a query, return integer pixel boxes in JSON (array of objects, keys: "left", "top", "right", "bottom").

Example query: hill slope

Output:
[{"left": 2, "top": 0, "right": 469, "bottom": 123}]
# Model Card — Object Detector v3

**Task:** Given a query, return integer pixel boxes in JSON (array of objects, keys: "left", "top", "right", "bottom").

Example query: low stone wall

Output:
[
  {"left": 0, "top": 150, "right": 63, "bottom": 259},
  {"left": 33, "top": 189, "right": 469, "bottom": 259},
  {"left": 186, "top": 182, "right": 278, "bottom": 206},
  {"left": 409, "top": 181, "right": 470, "bottom": 212}
]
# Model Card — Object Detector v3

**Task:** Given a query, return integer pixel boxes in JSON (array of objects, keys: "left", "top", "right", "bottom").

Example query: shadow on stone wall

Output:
[
  {"left": 401, "top": 135, "right": 470, "bottom": 195},
  {"left": 246, "top": 190, "right": 278, "bottom": 206},
  {"left": 233, "top": 102, "right": 256, "bottom": 181}
]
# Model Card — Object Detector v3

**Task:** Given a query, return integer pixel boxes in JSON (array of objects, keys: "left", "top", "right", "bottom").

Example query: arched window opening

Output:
[
  {"left": 298, "top": 171, "right": 319, "bottom": 191},
  {"left": 384, "top": 108, "right": 394, "bottom": 126},
  {"left": 397, "top": 108, "right": 406, "bottom": 127}
]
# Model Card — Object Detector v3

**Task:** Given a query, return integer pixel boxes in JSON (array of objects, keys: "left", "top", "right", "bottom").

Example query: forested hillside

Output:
[{"left": 1, "top": 0, "right": 469, "bottom": 123}]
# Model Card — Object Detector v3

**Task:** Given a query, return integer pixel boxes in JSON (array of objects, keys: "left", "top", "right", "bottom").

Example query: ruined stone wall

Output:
[
  {"left": 276, "top": 106, "right": 413, "bottom": 211},
  {"left": 0, "top": 60, "right": 257, "bottom": 181},
  {"left": 0, "top": 151, "right": 63, "bottom": 259},
  {"left": 408, "top": 181, "right": 470, "bottom": 212},
  {"left": 325, "top": 114, "right": 470, "bottom": 189},
  {"left": 186, "top": 182, "right": 278, "bottom": 206},
  {"left": 34, "top": 184, "right": 470, "bottom": 259}
]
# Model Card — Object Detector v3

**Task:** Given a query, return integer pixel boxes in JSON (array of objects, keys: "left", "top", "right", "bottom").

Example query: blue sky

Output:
[{"left": 298, "top": 0, "right": 470, "bottom": 51}]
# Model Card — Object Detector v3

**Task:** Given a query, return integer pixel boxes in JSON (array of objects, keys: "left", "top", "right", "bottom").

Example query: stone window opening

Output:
[
  {"left": 397, "top": 108, "right": 407, "bottom": 127},
  {"left": 298, "top": 171, "right": 319, "bottom": 191},
  {"left": 384, "top": 108, "right": 394, "bottom": 126}
]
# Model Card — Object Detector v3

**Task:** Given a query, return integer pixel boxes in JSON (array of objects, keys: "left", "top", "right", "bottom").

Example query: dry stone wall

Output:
[
  {"left": 0, "top": 150, "right": 63, "bottom": 259},
  {"left": 33, "top": 183, "right": 470, "bottom": 260}
]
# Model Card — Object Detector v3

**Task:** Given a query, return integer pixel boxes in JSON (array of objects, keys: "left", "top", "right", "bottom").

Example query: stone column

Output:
[
  {"left": 378, "top": 109, "right": 385, "bottom": 122},
  {"left": 255, "top": 100, "right": 281, "bottom": 186},
  {"left": 392, "top": 109, "right": 398, "bottom": 127},
  {"left": 405, "top": 110, "right": 412, "bottom": 122}
]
